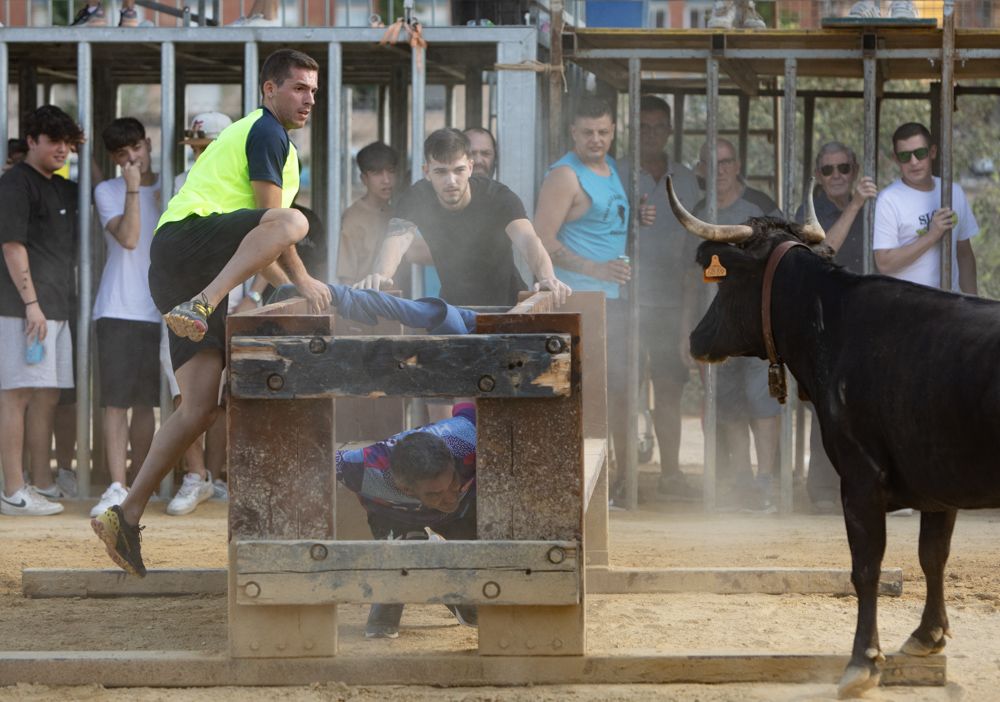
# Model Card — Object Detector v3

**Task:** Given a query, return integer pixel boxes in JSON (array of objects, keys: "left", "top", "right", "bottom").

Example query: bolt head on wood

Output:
[
  {"left": 266, "top": 374, "right": 284, "bottom": 391},
  {"left": 310, "top": 544, "right": 329, "bottom": 561},
  {"left": 478, "top": 375, "right": 495, "bottom": 392},
  {"left": 547, "top": 546, "right": 566, "bottom": 564},
  {"left": 308, "top": 337, "right": 327, "bottom": 354},
  {"left": 244, "top": 581, "right": 261, "bottom": 598},
  {"left": 482, "top": 580, "right": 501, "bottom": 599},
  {"left": 545, "top": 336, "right": 564, "bottom": 354}
]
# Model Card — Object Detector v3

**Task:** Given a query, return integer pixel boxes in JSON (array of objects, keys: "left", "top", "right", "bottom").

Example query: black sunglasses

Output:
[
  {"left": 184, "top": 129, "right": 206, "bottom": 139},
  {"left": 896, "top": 147, "right": 930, "bottom": 163},
  {"left": 819, "top": 163, "right": 852, "bottom": 176}
]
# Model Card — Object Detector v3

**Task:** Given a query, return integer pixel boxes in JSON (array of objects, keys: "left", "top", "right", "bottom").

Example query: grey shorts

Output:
[
  {"left": 716, "top": 355, "right": 781, "bottom": 421},
  {"left": 0, "top": 316, "right": 74, "bottom": 390}
]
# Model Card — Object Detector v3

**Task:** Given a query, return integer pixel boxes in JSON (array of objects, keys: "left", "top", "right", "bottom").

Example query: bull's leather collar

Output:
[{"left": 761, "top": 240, "right": 808, "bottom": 403}]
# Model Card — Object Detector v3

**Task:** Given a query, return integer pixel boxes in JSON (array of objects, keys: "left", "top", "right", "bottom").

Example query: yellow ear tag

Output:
[{"left": 703, "top": 255, "right": 727, "bottom": 283}]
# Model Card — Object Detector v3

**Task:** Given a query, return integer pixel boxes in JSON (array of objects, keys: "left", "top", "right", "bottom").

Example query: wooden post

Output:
[
  {"left": 226, "top": 301, "right": 338, "bottom": 658},
  {"left": 475, "top": 310, "right": 585, "bottom": 656}
]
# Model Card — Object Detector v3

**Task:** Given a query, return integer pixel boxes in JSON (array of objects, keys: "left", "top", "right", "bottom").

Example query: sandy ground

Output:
[{"left": 2, "top": 420, "right": 999, "bottom": 701}]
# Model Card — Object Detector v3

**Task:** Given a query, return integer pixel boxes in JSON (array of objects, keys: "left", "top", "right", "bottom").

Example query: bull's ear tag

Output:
[{"left": 703, "top": 255, "right": 728, "bottom": 283}]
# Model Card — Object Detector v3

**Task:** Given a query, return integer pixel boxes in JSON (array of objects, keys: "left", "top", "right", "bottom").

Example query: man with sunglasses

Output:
[
  {"left": 796, "top": 143, "right": 877, "bottom": 277},
  {"left": 874, "top": 122, "right": 978, "bottom": 294}
]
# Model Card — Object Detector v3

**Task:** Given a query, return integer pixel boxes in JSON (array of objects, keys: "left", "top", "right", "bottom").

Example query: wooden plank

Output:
[
  {"left": 235, "top": 540, "right": 578, "bottom": 606},
  {"left": 333, "top": 314, "right": 406, "bottom": 443},
  {"left": 475, "top": 311, "right": 585, "bottom": 657},
  {"left": 560, "top": 292, "right": 607, "bottom": 439},
  {"left": 583, "top": 438, "right": 607, "bottom": 508},
  {"left": 586, "top": 567, "right": 905, "bottom": 596},
  {"left": 511, "top": 290, "right": 555, "bottom": 314},
  {"left": 229, "top": 333, "right": 572, "bottom": 400},
  {"left": 583, "top": 439, "right": 609, "bottom": 568},
  {"left": 22, "top": 568, "right": 227, "bottom": 598},
  {"left": 0, "top": 651, "right": 946, "bottom": 687},
  {"left": 226, "top": 311, "right": 338, "bottom": 659}
]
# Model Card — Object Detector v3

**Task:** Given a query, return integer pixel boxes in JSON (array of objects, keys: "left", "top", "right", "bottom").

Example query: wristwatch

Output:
[{"left": 247, "top": 291, "right": 263, "bottom": 306}]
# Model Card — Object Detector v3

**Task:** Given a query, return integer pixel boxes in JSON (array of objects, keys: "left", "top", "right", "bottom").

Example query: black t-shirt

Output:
[
  {"left": 394, "top": 175, "right": 527, "bottom": 306},
  {"left": 795, "top": 188, "right": 865, "bottom": 274},
  {"left": 0, "top": 162, "right": 78, "bottom": 320}
]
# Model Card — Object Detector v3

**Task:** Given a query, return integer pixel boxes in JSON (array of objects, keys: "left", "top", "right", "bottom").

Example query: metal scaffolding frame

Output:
[
  {"left": 566, "top": 14, "right": 1000, "bottom": 512},
  {"left": 0, "top": 25, "right": 538, "bottom": 496}
]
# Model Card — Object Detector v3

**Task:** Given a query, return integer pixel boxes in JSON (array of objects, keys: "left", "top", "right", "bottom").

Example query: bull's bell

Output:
[{"left": 767, "top": 362, "right": 788, "bottom": 404}]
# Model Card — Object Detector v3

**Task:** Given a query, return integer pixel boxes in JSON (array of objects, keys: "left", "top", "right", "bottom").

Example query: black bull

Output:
[{"left": 668, "top": 180, "right": 1000, "bottom": 698}]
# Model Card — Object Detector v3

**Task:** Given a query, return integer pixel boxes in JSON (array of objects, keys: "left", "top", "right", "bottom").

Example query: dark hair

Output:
[
  {"left": 22, "top": 105, "right": 83, "bottom": 145},
  {"left": 7, "top": 138, "right": 28, "bottom": 157},
  {"left": 356, "top": 141, "right": 398, "bottom": 173},
  {"left": 260, "top": 48, "right": 319, "bottom": 91},
  {"left": 573, "top": 96, "right": 614, "bottom": 123},
  {"left": 424, "top": 128, "right": 470, "bottom": 164},
  {"left": 390, "top": 432, "right": 455, "bottom": 488},
  {"left": 640, "top": 95, "right": 672, "bottom": 122},
  {"left": 463, "top": 126, "right": 497, "bottom": 152},
  {"left": 102, "top": 117, "right": 146, "bottom": 152},
  {"left": 892, "top": 122, "right": 933, "bottom": 150}
]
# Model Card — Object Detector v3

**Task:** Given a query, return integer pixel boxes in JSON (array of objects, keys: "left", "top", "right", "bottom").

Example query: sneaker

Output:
[
  {"left": 888, "top": 507, "right": 915, "bottom": 517},
  {"left": 739, "top": 0, "right": 767, "bottom": 28},
  {"left": 227, "top": 13, "right": 280, "bottom": 26},
  {"left": 0, "top": 486, "right": 64, "bottom": 516},
  {"left": 167, "top": 471, "right": 214, "bottom": 515},
  {"left": 90, "top": 504, "right": 146, "bottom": 577},
  {"left": 71, "top": 3, "right": 106, "bottom": 25},
  {"left": 164, "top": 295, "right": 214, "bottom": 342},
  {"left": 32, "top": 483, "right": 66, "bottom": 500},
  {"left": 211, "top": 478, "right": 229, "bottom": 501},
  {"left": 848, "top": 0, "right": 881, "bottom": 17},
  {"left": 118, "top": 6, "right": 138, "bottom": 26},
  {"left": 446, "top": 604, "right": 478, "bottom": 627},
  {"left": 889, "top": 0, "right": 918, "bottom": 17},
  {"left": 56, "top": 468, "right": 79, "bottom": 498},
  {"left": 656, "top": 473, "right": 701, "bottom": 501},
  {"left": 89, "top": 482, "right": 128, "bottom": 518},
  {"left": 365, "top": 603, "right": 403, "bottom": 639},
  {"left": 707, "top": 0, "right": 735, "bottom": 28}
]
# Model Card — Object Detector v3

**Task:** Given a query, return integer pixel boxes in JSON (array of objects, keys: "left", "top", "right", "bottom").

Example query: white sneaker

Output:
[
  {"left": 57, "top": 468, "right": 79, "bottom": 498},
  {"left": 211, "top": 478, "right": 228, "bottom": 501},
  {"left": 90, "top": 482, "right": 128, "bottom": 518},
  {"left": 167, "top": 471, "right": 214, "bottom": 515},
  {"left": 707, "top": 0, "right": 735, "bottom": 28},
  {"left": 888, "top": 507, "right": 915, "bottom": 517},
  {"left": 848, "top": 0, "right": 881, "bottom": 18},
  {"left": 227, "top": 13, "right": 280, "bottom": 26},
  {"left": 739, "top": 0, "right": 767, "bottom": 28},
  {"left": 1, "top": 486, "right": 64, "bottom": 516},
  {"left": 889, "top": 0, "right": 918, "bottom": 17}
]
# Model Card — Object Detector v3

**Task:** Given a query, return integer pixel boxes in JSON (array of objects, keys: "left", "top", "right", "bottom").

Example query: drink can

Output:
[{"left": 617, "top": 255, "right": 631, "bottom": 266}]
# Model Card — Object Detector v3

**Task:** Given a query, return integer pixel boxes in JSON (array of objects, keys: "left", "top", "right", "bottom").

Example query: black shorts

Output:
[
  {"left": 96, "top": 318, "right": 161, "bottom": 408},
  {"left": 149, "top": 209, "right": 266, "bottom": 371}
]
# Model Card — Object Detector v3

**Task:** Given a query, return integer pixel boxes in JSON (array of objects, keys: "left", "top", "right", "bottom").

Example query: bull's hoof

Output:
[
  {"left": 900, "top": 632, "right": 947, "bottom": 656},
  {"left": 837, "top": 664, "right": 881, "bottom": 699}
]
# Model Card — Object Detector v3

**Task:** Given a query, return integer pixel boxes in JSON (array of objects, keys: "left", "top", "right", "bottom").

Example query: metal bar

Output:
[
  {"left": 703, "top": 55, "right": 719, "bottom": 513},
  {"left": 547, "top": 0, "right": 565, "bottom": 164},
  {"left": 737, "top": 93, "right": 749, "bottom": 169},
  {"left": 672, "top": 91, "right": 684, "bottom": 164},
  {"left": 624, "top": 56, "right": 641, "bottom": 511},
  {"left": 410, "top": 25, "right": 426, "bottom": 297},
  {"left": 75, "top": 42, "right": 93, "bottom": 499},
  {"left": 158, "top": 41, "right": 177, "bottom": 500},
  {"left": 0, "top": 43, "right": 7, "bottom": 170},
  {"left": 0, "top": 25, "right": 538, "bottom": 42},
  {"left": 802, "top": 96, "right": 815, "bottom": 205},
  {"left": 862, "top": 55, "right": 876, "bottom": 275},
  {"left": 939, "top": 1, "right": 955, "bottom": 292},
  {"left": 325, "top": 41, "right": 342, "bottom": 294},
  {"left": 243, "top": 41, "right": 258, "bottom": 116},
  {"left": 778, "top": 57, "right": 797, "bottom": 516}
]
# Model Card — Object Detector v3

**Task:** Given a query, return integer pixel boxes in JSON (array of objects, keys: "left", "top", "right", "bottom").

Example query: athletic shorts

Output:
[
  {"left": 149, "top": 209, "right": 266, "bottom": 371},
  {"left": 717, "top": 355, "right": 781, "bottom": 421},
  {"left": 96, "top": 317, "right": 161, "bottom": 408},
  {"left": 59, "top": 302, "right": 78, "bottom": 405},
  {"left": 0, "top": 316, "right": 74, "bottom": 391}
]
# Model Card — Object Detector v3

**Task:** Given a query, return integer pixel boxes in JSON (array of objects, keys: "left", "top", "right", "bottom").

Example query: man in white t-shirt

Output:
[{"left": 873, "top": 122, "right": 978, "bottom": 294}]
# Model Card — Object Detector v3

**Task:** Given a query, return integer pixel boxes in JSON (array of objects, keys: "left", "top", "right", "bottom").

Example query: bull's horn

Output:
[
  {"left": 800, "top": 177, "right": 826, "bottom": 244},
  {"left": 666, "top": 176, "right": 753, "bottom": 243}
]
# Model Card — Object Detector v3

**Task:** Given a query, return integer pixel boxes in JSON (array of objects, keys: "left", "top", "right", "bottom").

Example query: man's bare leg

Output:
[
  {"left": 197, "top": 208, "right": 306, "bottom": 310},
  {"left": 1, "top": 389, "right": 32, "bottom": 495},
  {"left": 25, "top": 389, "right": 59, "bottom": 489},
  {"left": 751, "top": 416, "right": 780, "bottom": 482},
  {"left": 119, "top": 350, "right": 224, "bottom": 526}
]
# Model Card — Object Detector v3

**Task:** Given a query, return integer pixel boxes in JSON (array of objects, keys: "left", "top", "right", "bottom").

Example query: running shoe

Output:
[
  {"left": 0, "top": 486, "right": 64, "bottom": 516},
  {"left": 707, "top": 0, "right": 735, "bottom": 28},
  {"left": 119, "top": 6, "right": 138, "bottom": 26},
  {"left": 90, "top": 481, "right": 128, "bottom": 518},
  {"left": 889, "top": 0, "right": 918, "bottom": 18},
  {"left": 56, "top": 467, "right": 79, "bottom": 498},
  {"left": 32, "top": 483, "right": 67, "bottom": 500},
  {"left": 164, "top": 295, "right": 214, "bottom": 342},
  {"left": 365, "top": 603, "right": 403, "bottom": 639},
  {"left": 446, "top": 604, "right": 478, "bottom": 627},
  {"left": 91, "top": 504, "right": 147, "bottom": 577},
  {"left": 848, "top": 0, "right": 881, "bottom": 18},
  {"left": 739, "top": 0, "right": 767, "bottom": 28},
  {"left": 71, "top": 3, "right": 106, "bottom": 25}
]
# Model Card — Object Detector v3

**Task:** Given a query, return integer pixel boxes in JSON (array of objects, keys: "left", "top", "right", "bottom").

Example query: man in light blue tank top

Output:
[{"left": 535, "top": 96, "right": 635, "bottom": 502}]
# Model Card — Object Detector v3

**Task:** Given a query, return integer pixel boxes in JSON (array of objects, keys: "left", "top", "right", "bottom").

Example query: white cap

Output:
[{"left": 180, "top": 111, "right": 233, "bottom": 145}]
